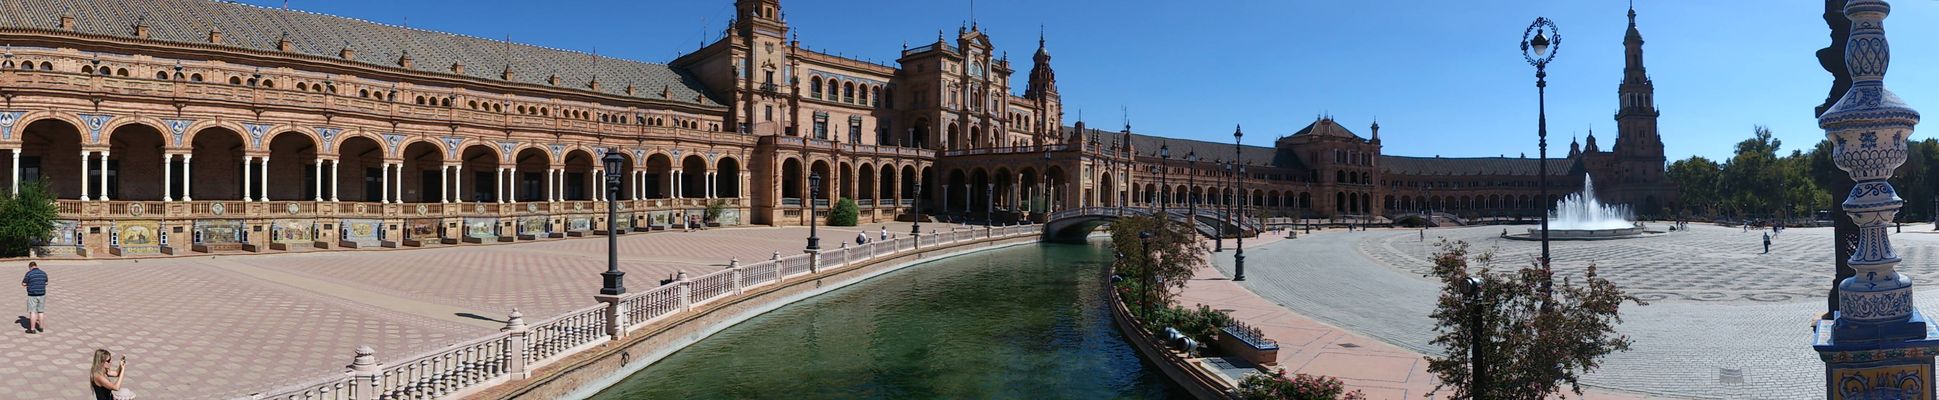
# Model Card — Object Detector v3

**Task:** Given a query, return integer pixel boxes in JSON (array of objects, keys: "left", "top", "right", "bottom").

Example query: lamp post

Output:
[
  {"left": 1234, "top": 125, "right": 1248, "bottom": 281},
  {"left": 1187, "top": 151, "right": 1199, "bottom": 234},
  {"left": 807, "top": 172, "right": 821, "bottom": 251},
  {"left": 911, "top": 182, "right": 923, "bottom": 236},
  {"left": 599, "top": 149, "right": 626, "bottom": 296},
  {"left": 1216, "top": 159, "right": 1228, "bottom": 252},
  {"left": 1159, "top": 144, "right": 1172, "bottom": 212},
  {"left": 1521, "top": 17, "right": 1560, "bottom": 277}
]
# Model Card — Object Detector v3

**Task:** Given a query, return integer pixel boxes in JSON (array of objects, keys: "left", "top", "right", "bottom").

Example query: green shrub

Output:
[
  {"left": 1237, "top": 369, "right": 1365, "bottom": 400},
  {"left": 828, "top": 197, "right": 859, "bottom": 226},
  {"left": 704, "top": 200, "right": 725, "bottom": 223},
  {"left": 1148, "top": 304, "right": 1234, "bottom": 346},
  {"left": 0, "top": 180, "right": 60, "bottom": 257}
]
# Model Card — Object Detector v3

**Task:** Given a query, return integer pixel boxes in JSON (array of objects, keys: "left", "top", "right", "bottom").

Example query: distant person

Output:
[
  {"left": 1419, "top": 228, "right": 1426, "bottom": 242},
  {"left": 90, "top": 349, "right": 126, "bottom": 400},
  {"left": 855, "top": 232, "right": 868, "bottom": 245},
  {"left": 1763, "top": 232, "right": 1772, "bottom": 254},
  {"left": 22, "top": 261, "right": 46, "bottom": 334},
  {"left": 880, "top": 227, "right": 890, "bottom": 241}
]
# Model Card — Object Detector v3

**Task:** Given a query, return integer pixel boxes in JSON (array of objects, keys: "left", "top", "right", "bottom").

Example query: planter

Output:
[{"left": 1215, "top": 325, "right": 1280, "bottom": 366}]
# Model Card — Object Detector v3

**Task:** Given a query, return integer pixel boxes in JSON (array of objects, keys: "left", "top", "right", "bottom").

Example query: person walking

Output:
[
  {"left": 880, "top": 226, "right": 889, "bottom": 241},
  {"left": 22, "top": 261, "right": 46, "bottom": 334},
  {"left": 1763, "top": 232, "right": 1772, "bottom": 254},
  {"left": 90, "top": 349, "right": 127, "bottom": 400}
]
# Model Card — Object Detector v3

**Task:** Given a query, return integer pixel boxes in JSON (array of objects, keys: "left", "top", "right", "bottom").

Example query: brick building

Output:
[{"left": 0, "top": 0, "right": 1669, "bottom": 257}]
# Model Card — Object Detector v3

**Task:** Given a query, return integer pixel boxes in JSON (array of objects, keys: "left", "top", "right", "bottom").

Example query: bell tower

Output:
[
  {"left": 1613, "top": 3, "right": 1664, "bottom": 175},
  {"left": 1025, "top": 32, "right": 1063, "bottom": 145},
  {"left": 730, "top": 0, "right": 793, "bottom": 135}
]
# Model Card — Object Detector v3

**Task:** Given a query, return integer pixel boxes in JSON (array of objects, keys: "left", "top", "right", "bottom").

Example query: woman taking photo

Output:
[{"left": 90, "top": 349, "right": 126, "bottom": 400}]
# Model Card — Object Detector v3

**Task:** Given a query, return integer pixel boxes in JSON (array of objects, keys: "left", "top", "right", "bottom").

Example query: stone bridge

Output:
[{"left": 1043, "top": 207, "right": 1259, "bottom": 242}]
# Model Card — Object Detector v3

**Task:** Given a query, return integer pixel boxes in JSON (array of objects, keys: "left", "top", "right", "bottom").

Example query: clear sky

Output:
[{"left": 238, "top": 0, "right": 1939, "bottom": 162}]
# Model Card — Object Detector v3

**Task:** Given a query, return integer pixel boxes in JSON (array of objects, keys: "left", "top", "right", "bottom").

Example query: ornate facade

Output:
[{"left": 0, "top": 0, "right": 1671, "bottom": 257}]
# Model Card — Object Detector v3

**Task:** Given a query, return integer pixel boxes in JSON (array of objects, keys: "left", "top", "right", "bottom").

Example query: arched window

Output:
[
  {"left": 872, "top": 86, "right": 882, "bottom": 107},
  {"left": 190, "top": 73, "right": 203, "bottom": 82},
  {"left": 1336, "top": 170, "right": 1347, "bottom": 183},
  {"left": 116, "top": 68, "right": 129, "bottom": 76},
  {"left": 859, "top": 84, "right": 870, "bottom": 104},
  {"left": 810, "top": 77, "right": 823, "bottom": 98},
  {"left": 157, "top": 71, "right": 171, "bottom": 80},
  {"left": 469, "top": 100, "right": 478, "bottom": 109},
  {"left": 843, "top": 82, "right": 855, "bottom": 102},
  {"left": 415, "top": 96, "right": 426, "bottom": 105},
  {"left": 229, "top": 76, "right": 242, "bottom": 85},
  {"left": 81, "top": 65, "right": 95, "bottom": 74},
  {"left": 39, "top": 61, "right": 52, "bottom": 70}
]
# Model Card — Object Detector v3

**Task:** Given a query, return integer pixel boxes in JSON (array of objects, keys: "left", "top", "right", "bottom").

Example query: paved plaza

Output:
[
  {"left": 1211, "top": 223, "right": 1939, "bottom": 399},
  {"left": 0, "top": 221, "right": 966, "bottom": 399}
]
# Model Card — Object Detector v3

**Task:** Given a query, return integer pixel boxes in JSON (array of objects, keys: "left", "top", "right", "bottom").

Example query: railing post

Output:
[
  {"left": 502, "top": 309, "right": 530, "bottom": 379},
  {"left": 729, "top": 258, "right": 743, "bottom": 296},
  {"left": 676, "top": 271, "right": 692, "bottom": 312},
  {"left": 348, "top": 345, "right": 380, "bottom": 400},
  {"left": 806, "top": 248, "right": 823, "bottom": 274}
]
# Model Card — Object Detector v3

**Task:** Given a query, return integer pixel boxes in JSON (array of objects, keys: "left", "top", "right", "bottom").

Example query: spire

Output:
[
  {"left": 1569, "top": 135, "right": 1582, "bottom": 157},
  {"left": 1025, "top": 31, "right": 1059, "bottom": 100}
]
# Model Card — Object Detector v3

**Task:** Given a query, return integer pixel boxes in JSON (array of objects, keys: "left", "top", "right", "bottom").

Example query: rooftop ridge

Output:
[{"left": 205, "top": 0, "right": 673, "bottom": 67}]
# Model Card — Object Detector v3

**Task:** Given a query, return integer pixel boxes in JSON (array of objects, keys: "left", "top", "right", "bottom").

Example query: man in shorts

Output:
[{"left": 21, "top": 261, "right": 47, "bottom": 334}]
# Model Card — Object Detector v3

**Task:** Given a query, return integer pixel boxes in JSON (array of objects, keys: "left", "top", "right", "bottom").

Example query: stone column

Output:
[
  {"left": 594, "top": 169, "right": 605, "bottom": 202},
  {"left": 391, "top": 163, "right": 402, "bottom": 204},
  {"left": 379, "top": 162, "right": 390, "bottom": 204},
  {"left": 182, "top": 155, "right": 193, "bottom": 201},
  {"left": 98, "top": 151, "right": 109, "bottom": 201},
  {"left": 257, "top": 156, "right": 268, "bottom": 202},
  {"left": 509, "top": 166, "right": 518, "bottom": 204},
  {"left": 495, "top": 167, "right": 505, "bottom": 203},
  {"left": 673, "top": 170, "right": 682, "bottom": 199},
  {"left": 313, "top": 159, "right": 323, "bottom": 201},
  {"left": 238, "top": 156, "right": 249, "bottom": 203},
  {"left": 328, "top": 159, "right": 337, "bottom": 202},
  {"left": 162, "top": 154, "right": 173, "bottom": 202},
  {"left": 439, "top": 165, "right": 450, "bottom": 203}
]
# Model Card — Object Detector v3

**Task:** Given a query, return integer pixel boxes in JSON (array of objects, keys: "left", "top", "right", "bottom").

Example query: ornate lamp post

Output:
[
  {"left": 806, "top": 172, "right": 821, "bottom": 251},
  {"left": 1216, "top": 159, "right": 1228, "bottom": 252},
  {"left": 599, "top": 149, "right": 626, "bottom": 296},
  {"left": 1466, "top": 276, "right": 1486, "bottom": 398},
  {"left": 1159, "top": 144, "right": 1172, "bottom": 211},
  {"left": 1235, "top": 124, "right": 1248, "bottom": 281},
  {"left": 911, "top": 182, "right": 923, "bottom": 236},
  {"left": 1521, "top": 17, "right": 1560, "bottom": 274},
  {"left": 1814, "top": 1, "right": 1939, "bottom": 396},
  {"left": 1186, "top": 150, "right": 1199, "bottom": 230}
]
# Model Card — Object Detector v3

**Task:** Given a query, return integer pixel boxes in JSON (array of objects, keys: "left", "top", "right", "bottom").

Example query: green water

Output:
[{"left": 587, "top": 242, "right": 1185, "bottom": 400}]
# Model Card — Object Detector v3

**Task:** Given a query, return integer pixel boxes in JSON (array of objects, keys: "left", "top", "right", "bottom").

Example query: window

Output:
[
  {"left": 764, "top": 106, "right": 774, "bottom": 122},
  {"left": 814, "top": 120, "right": 827, "bottom": 139},
  {"left": 811, "top": 77, "right": 823, "bottom": 98}
]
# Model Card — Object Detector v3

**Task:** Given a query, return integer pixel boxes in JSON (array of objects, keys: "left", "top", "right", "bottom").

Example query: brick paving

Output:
[
  {"left": 1208, "top": 223, "right": 1939, "bottom": 399},
  {"left": 0, "top": 221, "right": 973, "bottom": 399}
]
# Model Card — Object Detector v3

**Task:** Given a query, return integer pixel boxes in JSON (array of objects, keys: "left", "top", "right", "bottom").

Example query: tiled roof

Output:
[
  {"left": 0, "top": 0, "right": 722, "bottom": 107},
  {"left": 1061, "top": 126, "right": 1292, "bottom": 168},
  {"left": 1290, "top": 118, "right": 1361, "bottom": 139},
  {"left": 1380, "top": 155, "right": 1574, "bottom": 176}
]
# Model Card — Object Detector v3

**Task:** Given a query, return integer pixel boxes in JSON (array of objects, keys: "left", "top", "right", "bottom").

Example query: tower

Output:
[
  {"left": 1025, "top": 31, "right": 1063, "bottom": 145},
  {"left": 1612, "top": 3, "right": 1664, "bottom": 173},
  {"left": 731, "top": 0, "right": 792, "bottom": 135}
]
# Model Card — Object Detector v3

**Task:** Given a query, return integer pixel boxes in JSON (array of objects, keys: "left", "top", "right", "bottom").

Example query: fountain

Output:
[{"left": 1509, "top": 175, "right": 1647, "bottom": 240}]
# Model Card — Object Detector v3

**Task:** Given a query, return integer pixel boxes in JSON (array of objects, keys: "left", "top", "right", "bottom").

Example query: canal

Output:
[{"left": 587, "top": 241, "right": 1185, "bottom": 399}]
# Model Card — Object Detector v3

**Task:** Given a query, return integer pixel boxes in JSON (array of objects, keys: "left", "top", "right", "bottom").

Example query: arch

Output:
[
  {"left": 715, "top": 157, "right": 742, "bottom": 198},
  {"left": 265, "top": 131, "right": 321, "bottom": 201},
  {"left": 969, "top": 125, "right": 984, "bottom": 149},
  {"left": 188, "top": 126, "right": 251, "bottom": 201},
  {"left": 1098, "top": 171, "right": 1116, "bottom": 207},
  {"left": 645, "top": 153, "right": 674, "bottom": 199},
  {"left": 100, "top": 117, "right": 170, "bottom": 147},
  {"left": 337, "top": 136, "right": 386, "bottom": 202},
  {"left": 946, "top": 169, "right": 968, "bottom": 213},
  {"left": 858, "top": 163, "right": 877, "bottom": 205},
  {"left": 946, "top": 123, "right": 961, "bottom": 150},
  {"left": 809, "top": 160, "right": 833, "bottom": 204},
  {"left": 15, "top": 119, "right": 86, "bottom": 199},
  {"left": 562, "top": 149, "right": 597, "bottom": 201},
  {"left": 810, "top": 76, "right": 824, "bottom": 98},
  {"left": 876, "top": 164, "right": 895, "bottom": 205},
  {"left": 780, "top": 157, "right": 803, "bottom": 202},
  {"left": 681, "top": 155, "right": 708, "bottom": 199},
  {"left": 399, "top": 140, "right": 444, "bottom": 203},
  {"left": 459, "top": 144, "right": 500, "bottom": 202}
]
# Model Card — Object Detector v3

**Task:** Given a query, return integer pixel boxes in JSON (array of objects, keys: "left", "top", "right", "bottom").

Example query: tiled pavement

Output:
[
  {"left": 1208, "top": 223, "right": 1939, "bottom": 399},
  {"left": 0, "top": 221, "right": 972, "bottom": 399}
]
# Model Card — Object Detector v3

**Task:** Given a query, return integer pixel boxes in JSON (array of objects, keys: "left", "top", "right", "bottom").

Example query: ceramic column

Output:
[{"left": 1813, "top": 2, "right": 1939, "bottom": 398}]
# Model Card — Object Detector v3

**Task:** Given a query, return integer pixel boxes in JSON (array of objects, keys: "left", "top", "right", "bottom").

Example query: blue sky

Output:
[{"left": 242, "top": 0, "right": 1939, "bottom": 162}]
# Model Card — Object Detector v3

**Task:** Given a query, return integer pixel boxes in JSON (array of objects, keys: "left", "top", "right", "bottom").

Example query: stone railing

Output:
[{"left": 247, "top": 223, "right": 1041, "bottom": 400}]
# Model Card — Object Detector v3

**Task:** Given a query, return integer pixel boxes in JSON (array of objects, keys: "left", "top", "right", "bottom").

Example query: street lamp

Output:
[
  {"left": 599, "top": 148, "right": 626, "bottom": 296},
  {"left": 1159, "top": 143, "right": 1172, "bottom": 211},
  {"left": 1521, "top": 17, "right": 1560, "bottom": 275},
  {"left": 1186, "top": 150, "right": 1199, "bottom": 233},
  {"left": 1234, "top": 125, "right": 1247, "bottom": 281},
  {"left": 807, "top": 172, "right": 822, "bottom": 251},
  {"left": 911, "top": 182, "right": 923, "bottom": 236}
]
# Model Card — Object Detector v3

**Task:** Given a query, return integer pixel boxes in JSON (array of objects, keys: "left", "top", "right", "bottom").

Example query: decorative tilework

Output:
[
  {"left": 441, "top": 136, "right": 464, "bottom": 159},
  {"left": 314, "top": 127, "right": 342, "bottom": 152},
  {"left": 78, "top": 114, "right": 111, "bottom": 143},
  {"left": 244, "top": 123, "right": 271, "bottom": 149},
  {"left": 164, "top": 119, "right": 194, "bottom": 146},
  {"left": 381, "top": 133, "right": 405, "bottom": 156},
  {"left": 498, "top": 141, "right": 519, "bottom": 159},
  {"left": 0, "top": 111, "right": 23, "bottom": 140}
]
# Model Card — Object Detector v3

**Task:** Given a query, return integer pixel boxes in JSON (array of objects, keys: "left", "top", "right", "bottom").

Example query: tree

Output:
[
  {"left": 1425, "top": 241, "right": 1643, "bottom": 400},
  {"left": 1108, "top": 214, "right": 1206, "bottom": 317},
  {"left": 1665, "top": 156, "right": 1721, "bottom": 216},
  {"left": 828, "top": 197, "right": 859, "bottom": 226},
  {"left": 0, "top": 180, "right": 60, "bottom": 257},
  {"left": 704, "top": 200, "right": 726, "bottom": 223}
]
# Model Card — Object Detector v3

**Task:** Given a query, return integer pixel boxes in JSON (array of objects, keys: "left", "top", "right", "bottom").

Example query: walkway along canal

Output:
[{"left": 586, "top": 241, "right": 1184, "bottom": 399}]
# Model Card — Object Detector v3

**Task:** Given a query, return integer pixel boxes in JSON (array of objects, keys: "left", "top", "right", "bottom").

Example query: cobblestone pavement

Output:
[
  {"left": 0, "top": 221, "right": 972, "bottom": 399},
  {"left": 1211, "top": 223, "right": 1939, "bottom": 399}
]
